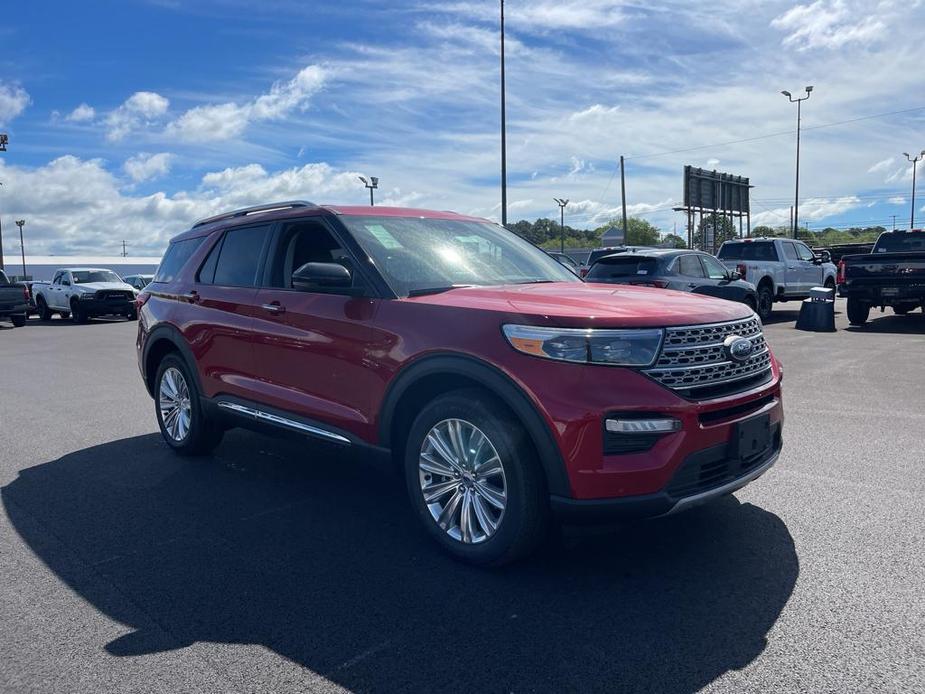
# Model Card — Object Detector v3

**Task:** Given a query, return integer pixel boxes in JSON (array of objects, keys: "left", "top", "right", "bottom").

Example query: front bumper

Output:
[{"left": 77, "top": 298, "right": 135, "bottom": 315}]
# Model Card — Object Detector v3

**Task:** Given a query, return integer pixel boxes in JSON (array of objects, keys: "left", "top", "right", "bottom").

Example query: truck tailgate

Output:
[{"left": 844, "top": 252, "right": 925, "bottom": 285}]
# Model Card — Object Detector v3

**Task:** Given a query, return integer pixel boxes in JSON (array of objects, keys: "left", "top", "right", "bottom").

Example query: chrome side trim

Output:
[
  {"left": 216, "top": 401, "right": 351, "bottom": 444},
  {"left": 663, "top": 449, "right": 780, "bottom": 516}
]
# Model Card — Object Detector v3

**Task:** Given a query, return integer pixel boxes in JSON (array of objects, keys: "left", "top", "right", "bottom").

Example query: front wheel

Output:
[
  {"left": 37, "top": 297, "right": 52, "bottom": 321},
  {"left": 403, "top": 389, "right": 549, "bottom": 566},
  {"left": 70, "top": 300, "right": 88, "bottom": 324},
  {"left": 847, "top": 298, "right": 870, "bottom": 326},
  {"left": 756, "top": 284, "right": 774, "bottom": 321},
  {"left": 155, "top": 354, "right": 224, "bottom": 456},
  {"left": 11, "top": 313, "right": 26, "bottom": 327}
]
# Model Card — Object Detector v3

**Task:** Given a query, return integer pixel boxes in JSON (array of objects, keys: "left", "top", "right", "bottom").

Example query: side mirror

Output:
[
  {"left": 727, "top": 271, "right": 742, "bottom": 281},
  {"left": 819, "top": 250, "right": 832, "bottom": 263},
  {"left": 291, "top": 262, "right": 352, "bottom": 291}
]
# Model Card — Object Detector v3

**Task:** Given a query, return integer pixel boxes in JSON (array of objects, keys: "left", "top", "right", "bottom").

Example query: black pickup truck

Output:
[
  {"left": 837, "top": 229, "right": 925, "bottom": 325},
  {"left": 0, "top": 269, "right": 29, "bottom": 327}
]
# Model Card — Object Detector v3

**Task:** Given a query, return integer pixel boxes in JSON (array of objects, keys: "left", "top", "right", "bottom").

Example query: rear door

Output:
[
  {"left": 676, "top": 253, "right": 707, "bottom": 291},
  {"left": 185, "top": 224, "right": 273, "bottom": 401},
  {"left": 780, "top": 242, "right": 804, "bottom": 295},
  {"left": 250, "top": 217, "right": 381, "bottom": 438}
]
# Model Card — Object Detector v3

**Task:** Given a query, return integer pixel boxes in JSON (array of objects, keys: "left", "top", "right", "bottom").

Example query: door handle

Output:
[
  {"left": 688, "top": 283, "right": 697, "bottom": 288},
  {"left": 182, "top": 291, "right": 200, "bottom": 304},
  {"left": 262, "top": 302, "right": 285, "bottom": 314}
]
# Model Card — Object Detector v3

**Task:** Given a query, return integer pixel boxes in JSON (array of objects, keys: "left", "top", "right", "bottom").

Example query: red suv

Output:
[{"left": 137, "top": 201, "right": 783, "bottom": 565}]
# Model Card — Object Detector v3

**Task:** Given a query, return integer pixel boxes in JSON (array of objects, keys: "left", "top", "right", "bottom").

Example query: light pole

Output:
[
  {"left": 358, "top": 176, "right": 378, "bottom": 206},
  {"left": 499, "top": 0, "right": 508, "bottom": 227},
  {"left": 15, "top": 219, "right": 25, "bottom": 280},
  {"left": 553, "top": 198, "right": 569, "bottom": 253},
  {"left": 0, "top": 134, "right": 7, "bottom": 271},
  {"left": 903, "top": 151, "right": 924, "bottom": 229},
  {"left": 781, "top": 85, "right": 813, "bottom": 238}
]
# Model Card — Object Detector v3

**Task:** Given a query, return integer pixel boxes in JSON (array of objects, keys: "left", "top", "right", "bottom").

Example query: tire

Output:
[
  {"left": 824, "top": 278, "right": 835, "bottom": 291},
  {"left": 403, "top": 388, "right": 549, "bottom": 566},
  {"left": 127, "top": 308, "right": 138, "bottom": 321},
  {"left": 37, "top": 297, "right": 52, "bottom": 322},
  {"left": 744, "top": 296, "right": 757, "bottom": 314},
  {"left": 11, "top": 313, "right": 26, "bottom": 327},
  {"left": 847, "top": 298, "right": 870, "bottom": 326},
  {"left": 756, "top": 283, "right": 774, "bottom": 322},
  {"left": 70, "top": 300, "right": 88, "bottom": 324},
  {"left": 893, "top": 304, "right": 913, "bottom": 315},
  {"left": 154, "top": 354, "right": 224, "bottom": 456}
]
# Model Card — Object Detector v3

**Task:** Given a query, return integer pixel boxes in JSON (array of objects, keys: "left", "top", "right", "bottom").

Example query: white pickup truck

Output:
[
  {"left": 32, "top": 268, "right": 138, "bottom": 323},
  {"left": 717, "top": 238, "right": 837, "bottom": 320}
]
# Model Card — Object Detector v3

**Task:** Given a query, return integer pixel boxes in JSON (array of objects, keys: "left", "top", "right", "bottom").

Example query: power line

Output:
[{"left": 623, "top": 105, "right": 925, "bottom": 161}]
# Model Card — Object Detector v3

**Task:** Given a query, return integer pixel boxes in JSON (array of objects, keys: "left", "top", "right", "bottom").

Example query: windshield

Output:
[
  {"left": 718, "top": 242, "right": 777, "bottom": 261},
  {"left": 874, "top": 232, "right": 925, "bottom": 253},
  {"left": 72, "top": 270, "right": 122, "bottom": 284},
  {"left": 341, "top": 216, "right": 578, "bottom": 296},
  {"left": 587, "top": 256, "right": 660, "bottom": 280}
]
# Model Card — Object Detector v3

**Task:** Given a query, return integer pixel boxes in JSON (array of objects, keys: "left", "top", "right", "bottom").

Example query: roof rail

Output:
[{"left": 192, "top": 200, "right": 318, "bottom": 228}]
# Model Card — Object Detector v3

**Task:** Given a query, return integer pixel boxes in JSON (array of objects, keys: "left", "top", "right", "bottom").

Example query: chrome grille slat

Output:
[{"left": 643, "top": 316, "right": 771, "bottom": 397}]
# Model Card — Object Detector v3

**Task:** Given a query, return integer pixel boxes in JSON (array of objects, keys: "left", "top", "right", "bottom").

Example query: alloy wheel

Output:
[
  {"left": 159, "top": 367, "right": 192, "bottom": 442},
  {"left": 418, "top": 418, "right": 507, "bottom": 544}
]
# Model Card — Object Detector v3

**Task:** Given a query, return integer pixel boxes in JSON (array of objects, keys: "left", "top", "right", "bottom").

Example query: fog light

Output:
[{"left": 605, "top": 417, "right": 681, "bottom": 434}]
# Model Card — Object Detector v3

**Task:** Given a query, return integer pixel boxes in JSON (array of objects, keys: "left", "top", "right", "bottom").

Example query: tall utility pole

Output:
[
  {"left": 499, "top": 0, "right": 508, "bottom": 227},
  {"left": 553, "top": 198, "right": 569, "bottom": 253},
  {"left": 358, "top": 176, "right": 378, "bottom": 206},
  {"left": 619, "top": 155, "right": 628, "bottom": 243},
  {"left": 892, "top": 215, "right": 897, "bottom": 230},
  {"left": 15, "top": 219, "right": 25, "bottom": 280},
  {"left": 0, "top": 133, "right": 7, "bottom": 271},
  {"left": 903, "top": 150, "right": 924, "bottom": 229},
  {"left": 781, "top": 86, "right": 813, "bottom": 238},
  {"left": 121, "top": 240, "right": 128, "bottom": 257}
]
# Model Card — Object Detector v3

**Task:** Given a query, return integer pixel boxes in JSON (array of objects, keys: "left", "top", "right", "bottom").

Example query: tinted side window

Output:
[
  {"left": 782, "top": 242, "right": 799, "bottom": 261},
  {"left": 795, "top": 243, "right": 815, "bottom": 261},
  {"left": 154, "top": 237, "right": 205, "bottom": 283},
  {"left": 197, "top": 235, "right": 223, "bottom": 284},
  {"left": 0, "top": 270, "right": 9, "bottom": 286},
  {"left": 213, "top": 225, "right": 272, "bottom": 287},
  {"left": 266, "top": 221, "right": 362, "bottom": 292},
  {"left": 701, "top": 255, "right": 728, "bottom": 279},
  {"left": 678, "top": 255, "right": 705, "bottom": 277}
]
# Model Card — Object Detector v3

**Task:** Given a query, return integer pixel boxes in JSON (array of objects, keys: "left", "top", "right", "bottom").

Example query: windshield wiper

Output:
[
  {"left": 406, "top": 284, "right": 473, "bottom": 297},
  {"left": 512, "top": 279, "right": 558, "bottom": 285}
]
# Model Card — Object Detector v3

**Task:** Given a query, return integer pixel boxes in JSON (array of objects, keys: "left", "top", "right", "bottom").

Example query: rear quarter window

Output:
[
  {"left": 154, "top": 237, "right": 205, "bottom": 284},
  {"left": 587, "top": 257, "right": 659, "bottom": 280}
]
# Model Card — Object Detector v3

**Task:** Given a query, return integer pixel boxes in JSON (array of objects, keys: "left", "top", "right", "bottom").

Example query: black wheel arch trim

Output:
[
  {"left": 141, "top": 324, "right": 203, "bottom": 398},
  {"left": 378, "top": 352, "right": 573, "bottom": 497}
]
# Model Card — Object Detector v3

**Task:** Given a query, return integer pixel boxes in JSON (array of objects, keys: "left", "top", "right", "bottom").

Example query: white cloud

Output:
[
  {"left": 867, "top": 157, "right": 894, "bottom": 174},
  {"left": 889, "top": 196, "right": 906, "bottom": 204},
  {"left": 433, "top": 1, "right": 628, "bottom": 32},
  {"left": 166, "top": 65, "right": 325, "bottom": 142},
  {"left": 0, "top": 83, "right": 31, "bottom": 125},
  {"left": 124, "top": 152, "right": 174, "bottom": 182},
  {"left": 66, "top": 103, "right": 96, "bottom": 122},
  {"left": 0, "top": 156, "right": 375, "bottom": 255},
  {"left": 771, "top": 0, "right": 886, "bottom": 50},
  {"left": 105, "top": 91, "right": 170, "bottom": 141}
]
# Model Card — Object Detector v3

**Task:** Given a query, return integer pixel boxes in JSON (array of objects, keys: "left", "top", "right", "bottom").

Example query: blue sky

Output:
[{"left": 1, "top": 0, "right": 924, "bottom": 255}]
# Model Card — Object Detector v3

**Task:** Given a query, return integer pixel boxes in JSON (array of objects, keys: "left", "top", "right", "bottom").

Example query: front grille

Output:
[
  {"left": 643, "top": 317, "right": 772, "bottom": 399},
  {"left": 97, "top": 291, "right": 132, "bottom": 301},
  {"left": 666, "top": 424, "right": 781, "bottom": 499}
]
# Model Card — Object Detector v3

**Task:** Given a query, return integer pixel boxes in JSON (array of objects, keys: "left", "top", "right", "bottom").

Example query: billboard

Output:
[{"left": 683, "top": 166, "right": 750, "bottom": 213}]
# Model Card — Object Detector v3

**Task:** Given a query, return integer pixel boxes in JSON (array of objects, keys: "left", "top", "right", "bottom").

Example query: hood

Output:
[
  {"left": 75, "top": 282, "right": 135, "bottom": 293},
  {"left": 402, "top": 282, "right": 753, "bottom": 328}
]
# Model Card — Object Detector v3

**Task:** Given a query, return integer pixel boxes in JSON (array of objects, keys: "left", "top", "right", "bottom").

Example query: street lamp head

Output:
[
  {"left": 781, "top": 90, "right": 791, "bottom": 97},
  {"left": 805, "top": 85, "right": 814, "bottom": 93},
  {"left": 15, "top": 219, "right": 25, "bottom": 227},
  {"left": 370, "top": 176, "right": 379, "bottom": 187},
  {"left": 904, "top": 152, "right": 910, "bottom": 158},
  {"left": 358, "top": 176, "right": 367, "bottom": 185}
]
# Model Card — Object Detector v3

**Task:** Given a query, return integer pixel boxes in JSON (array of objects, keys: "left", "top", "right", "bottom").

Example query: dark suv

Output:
[{"left": 138, "top": 201, "right": 783, "bottom": 565}]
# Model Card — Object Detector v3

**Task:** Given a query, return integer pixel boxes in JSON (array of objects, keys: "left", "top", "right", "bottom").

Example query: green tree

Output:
[
  {"left": 694, "top": 214, "right": 738, "bottom": 251},
  {"left": 661, "top": 233, "right": 687, "bottom": 249},
  {"left": 593, "top": 217, "right": 661, "bottom": 246}
]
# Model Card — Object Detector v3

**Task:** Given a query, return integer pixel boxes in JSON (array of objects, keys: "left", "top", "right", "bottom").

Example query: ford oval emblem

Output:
[{"left": 723, "top": 335, "right": 754, "bottom": 363}]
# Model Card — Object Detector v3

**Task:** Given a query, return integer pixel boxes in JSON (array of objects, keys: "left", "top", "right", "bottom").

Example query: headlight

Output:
[{"left": 502, "top": 325, "right": 663, "bottom": 366}]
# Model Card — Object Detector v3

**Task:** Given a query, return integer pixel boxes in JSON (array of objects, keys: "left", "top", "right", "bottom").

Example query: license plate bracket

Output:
[{"left": 734, "top": 413, "right": 771, "bottom": 462}]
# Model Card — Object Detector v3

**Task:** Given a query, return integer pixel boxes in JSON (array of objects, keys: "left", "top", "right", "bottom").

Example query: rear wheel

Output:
[
  {"left": 37, "top": 297, "right": 52, "bottom": 321},
  {"left": 893, "top": 304, "right": 914, "bottom": 315},
  {"left": 744, "top": 296, "right": 757, "bottom": 314},
  {"left": 11, "top": 313, "right": 26, "bottom": 327},
  {"left": 756, "top": 284, "right": 774, "bottom": 321},
  {"left": 847, "top": 298, "right": 870, "bottom": 325},
  {"left": 824, "top": 277, "right": 835, "bottom": 291},
  {"left": 403, "top": 389, "right": 548, "bottom": 566},
  {"left": 155, "top": 354, "right": 223, "bottom": 456}
]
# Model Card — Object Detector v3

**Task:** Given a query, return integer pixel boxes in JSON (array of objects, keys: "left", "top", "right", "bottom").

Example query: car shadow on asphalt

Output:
[
  {"left": 2, "top": 431, "right": 799, "bottom": 693},
  {"left": 845, "top": 311, "right": 925, "bottom": 334}
]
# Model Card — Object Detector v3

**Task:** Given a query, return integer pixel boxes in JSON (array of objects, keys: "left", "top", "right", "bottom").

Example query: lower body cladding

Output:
[{"left": 76, "top": 298, "right": 135, "bottom": 317}]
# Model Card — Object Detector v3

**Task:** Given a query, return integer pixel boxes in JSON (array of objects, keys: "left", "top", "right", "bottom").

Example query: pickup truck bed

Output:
[{"left": 838, "top": 230, "right": 925, "bottom": 325}]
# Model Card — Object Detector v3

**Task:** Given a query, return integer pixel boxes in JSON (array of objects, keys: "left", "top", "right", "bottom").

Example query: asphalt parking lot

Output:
[{"left": 1, "top": 300, "right": 923, "bottom": 694}]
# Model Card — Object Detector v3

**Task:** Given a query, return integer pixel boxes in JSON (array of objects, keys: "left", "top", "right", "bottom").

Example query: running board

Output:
[{"left": 216, "top": 401, "right": 351, "bottom": 445}]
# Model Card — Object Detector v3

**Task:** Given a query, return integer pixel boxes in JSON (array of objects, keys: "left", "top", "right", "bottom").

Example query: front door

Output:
[
  {"left": 251, "top": 218, "right": 380, "bottom": 440},
  {"left": 780, "top": 241, "right": 805, "bottom": 295},
  {"left": 794, "top": 241, "right": 822, "bottom": 289}
]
